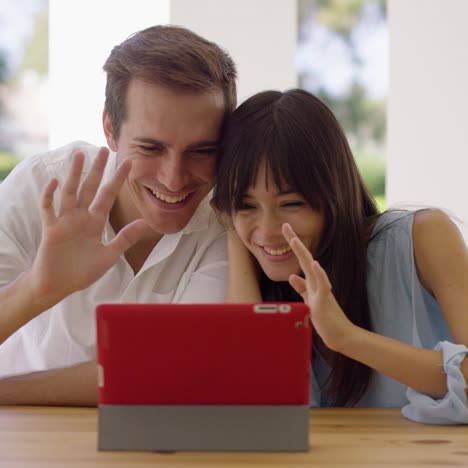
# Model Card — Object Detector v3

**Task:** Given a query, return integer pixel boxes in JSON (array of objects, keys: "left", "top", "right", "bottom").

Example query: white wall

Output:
[
  {"left": 387, "top": 0, "right": 468, "bottom": 224},
  {"left": 171, "top": 0, "right": 297, "bottom": 103},
  {"left": 48, "top": 0, "right": 170, "bottom": 148}
]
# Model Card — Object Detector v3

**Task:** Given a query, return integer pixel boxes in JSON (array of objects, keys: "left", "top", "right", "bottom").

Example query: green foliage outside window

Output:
[
  {"left": 0, "top": 151, "right": 19, "bottom": 181},
  {"left": 298, "top": 0, "right": 387, "bottom": 207}
]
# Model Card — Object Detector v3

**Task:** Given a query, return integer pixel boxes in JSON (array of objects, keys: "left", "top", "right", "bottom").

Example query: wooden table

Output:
[{"left": 1, "top": 407, "right": 467, "bottom": 467}]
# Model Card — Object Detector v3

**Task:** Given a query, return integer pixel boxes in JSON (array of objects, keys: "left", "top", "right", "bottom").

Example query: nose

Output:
[
  {"left": 157, "top": 154, "right": 187, "bottom": 193},
  {"left": 256, "top": 211, "right": 283, "bottom": 242}
]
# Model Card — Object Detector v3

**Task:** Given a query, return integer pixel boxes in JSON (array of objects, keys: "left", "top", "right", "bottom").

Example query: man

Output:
[{"left": 0, "top": 25, "right": 237, "bottom": 405}]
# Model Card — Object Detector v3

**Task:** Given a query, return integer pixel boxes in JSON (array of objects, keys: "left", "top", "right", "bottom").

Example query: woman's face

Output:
[{"left": 232, "top": 164, "right": 325, "bottom": 282}]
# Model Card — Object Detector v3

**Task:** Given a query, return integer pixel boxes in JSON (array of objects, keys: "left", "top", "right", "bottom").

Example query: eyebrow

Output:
[
  {"left": 133, "top": 137, "right": 219, "bottom": 149},
  {"left": 243, "top": 189, "right": 298, "bottom": 198},
  {"left": 133, "top": 137, "right": 165, "bottom": 146}
]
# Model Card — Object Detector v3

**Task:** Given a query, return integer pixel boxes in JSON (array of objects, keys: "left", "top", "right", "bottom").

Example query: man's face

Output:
[{"left": 104, "top": 79, "right": 225, "bottom": 240}]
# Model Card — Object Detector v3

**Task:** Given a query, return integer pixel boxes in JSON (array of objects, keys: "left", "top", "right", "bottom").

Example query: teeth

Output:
[
  {"left": 151, "top": 189, "right": 189, "bottom": 204},
  {"left": 263, "top": 246, "right": 292, "bottom": 256}
]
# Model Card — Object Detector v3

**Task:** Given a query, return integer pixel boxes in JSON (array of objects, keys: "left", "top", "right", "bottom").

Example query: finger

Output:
[
  {"left": 313, "top": 260, "right": 332, "bottom": 291},
  {"left": 282, "top": 223, "right": 312, "bottom": 259},
  {"left": 282, "top": 223, "right": 317, "bottom": 290},
  {"left": 289, "top": 274, "right": 308, "bottom": 301},
  {"left": 281, "top": 222, "right": 295, "bottom": 242},
  {"left": 282, "top": 223, "right": 304, "bottom": 248},
  {"left": 40, "top": 178, "right": 59, "bottom": 226},
  {"left": 283, "top": 223, "right": 314, "bottom": 259},
  {"left": 107, "top": 219, "right": 150, "bottom": 256},
  {"left": 59, "top": 152, "right": 85, "bottom": 214},
  {"left": 89, "top": 159, "right": 131, "bottom": 216},
  {"left": 289, "top": 275, "right": 314, "bottom": 320},
  {"left": 77, "top": 147, "right": 109, "bottom": 209}
]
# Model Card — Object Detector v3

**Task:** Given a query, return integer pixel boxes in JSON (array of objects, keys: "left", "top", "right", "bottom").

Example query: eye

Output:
[
  {"left": 281, "top": 201, "right": 305, "bottom": 208},
  {"left": 190, "top": 147, "right": 218, "bottom": 157},
  {"left": 139, "top": 145, "right": 164, "bottom": 153},
  {"left": 237, "top": 202, "right": 255, "bottom": 211}
]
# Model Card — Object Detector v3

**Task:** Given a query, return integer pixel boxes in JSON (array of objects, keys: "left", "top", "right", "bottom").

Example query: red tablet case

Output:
[{"left": 96, "top": 303, "right": 311, "bottom": 406}]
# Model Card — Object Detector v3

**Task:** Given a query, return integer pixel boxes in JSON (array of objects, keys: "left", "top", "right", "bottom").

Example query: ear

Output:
[{"left": 102, "top": 110, "right": 118, "bottom": 152}]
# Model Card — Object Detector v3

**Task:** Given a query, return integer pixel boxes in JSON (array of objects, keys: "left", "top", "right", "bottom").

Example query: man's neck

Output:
[{"left": 124, "top": 241, "right": 159, "bottom": 274}]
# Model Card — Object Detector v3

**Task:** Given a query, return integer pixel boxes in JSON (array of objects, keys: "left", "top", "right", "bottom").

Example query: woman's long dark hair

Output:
[{"left": 212, "top": 89, "right": 380, "bottom": 406}]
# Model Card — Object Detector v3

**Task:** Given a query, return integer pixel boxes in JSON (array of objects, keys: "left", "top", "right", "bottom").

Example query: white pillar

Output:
[
  {"left": 170, "top": 0, "right": 297, "bottom": 103},
  {"left": 48, "top": 0, "right": 170, "bottom": 148},
  {"left": 387, "top": 0, "right": 468, "bottom": 226}
]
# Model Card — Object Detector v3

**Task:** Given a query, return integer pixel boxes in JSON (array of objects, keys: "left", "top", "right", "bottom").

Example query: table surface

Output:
[{"left": 1, "top": 406, "right": 467, "bottom": 467}]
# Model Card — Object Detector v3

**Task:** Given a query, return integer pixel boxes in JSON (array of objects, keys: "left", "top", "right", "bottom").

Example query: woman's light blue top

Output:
[{"left": 311, "top": 210, "right": 456, "bottom": 410}]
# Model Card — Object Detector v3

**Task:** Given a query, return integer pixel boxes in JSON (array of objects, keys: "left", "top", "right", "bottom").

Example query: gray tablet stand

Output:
[{"left": 98, "top": 404, "right": 309, "bottom": 452}]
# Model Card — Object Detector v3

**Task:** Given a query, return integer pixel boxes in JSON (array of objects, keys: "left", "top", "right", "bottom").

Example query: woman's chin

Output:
[{"left": 264, "top": 270, "right": 291, "bottom": 283}]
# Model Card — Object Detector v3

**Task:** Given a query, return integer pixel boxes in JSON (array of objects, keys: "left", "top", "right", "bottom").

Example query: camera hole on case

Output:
[
  {"left": 278, "top": 304, "right": 291, "bottom": 313},
  {"left": 294, "top": 321, "right": 304, "bottom": 329}
]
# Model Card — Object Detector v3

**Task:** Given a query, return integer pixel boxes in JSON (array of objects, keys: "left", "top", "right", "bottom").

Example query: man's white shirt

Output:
[{"left": 0, "top": 142, "right": 227, "bottom": 378}]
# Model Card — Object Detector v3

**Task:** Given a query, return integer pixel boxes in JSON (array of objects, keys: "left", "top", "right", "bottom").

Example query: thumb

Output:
[{"left": 108, "top": 219, "right": 150, "bottom": 255}]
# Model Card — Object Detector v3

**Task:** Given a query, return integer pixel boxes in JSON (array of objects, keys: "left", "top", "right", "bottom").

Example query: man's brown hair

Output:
[{"left": 103, "top": 25, "right": 237, "bottom": 139}]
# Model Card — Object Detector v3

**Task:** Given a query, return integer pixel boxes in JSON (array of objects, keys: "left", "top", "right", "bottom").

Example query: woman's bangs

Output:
[
  {"left": 228, "top": 132, "right": 266, "bottom": 212},
  {"left": 263, "top": 139, "right": 297, "bottom": 193},
  {"left": 270, "top": 124, "right": 323, "bottom": 211}
]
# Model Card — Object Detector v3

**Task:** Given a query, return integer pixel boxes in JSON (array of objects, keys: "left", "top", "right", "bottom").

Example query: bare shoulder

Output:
[
  {"left": 413, "top": 208, "right": 458, "bottom": 229},
  {"left": 412, "top": 209, "right": 466, "bottom": 254},
  {"left": 412, "top": 209, "right": 468, "bottom": 295}
]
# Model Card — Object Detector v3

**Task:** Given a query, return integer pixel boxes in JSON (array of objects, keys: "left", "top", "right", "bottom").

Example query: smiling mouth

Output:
[
  {"left": 148, "top": 188, "right": 192, "bottom": 204},
  {"left": 262, "top": 246, "right": 292, "bottom": 256}
]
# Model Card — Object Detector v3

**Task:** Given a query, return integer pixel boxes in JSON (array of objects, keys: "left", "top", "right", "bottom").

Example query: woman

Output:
[{"left": 212, "top": 89, "right": 468, "bottom": 424}]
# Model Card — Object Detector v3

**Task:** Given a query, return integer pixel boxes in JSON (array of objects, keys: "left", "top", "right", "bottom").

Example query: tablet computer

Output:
[{"left": 96, "top": 302, "right": 312, "bottom": 451}]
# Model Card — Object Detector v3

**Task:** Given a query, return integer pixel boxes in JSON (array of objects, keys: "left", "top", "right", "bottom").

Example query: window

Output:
[
  {"left": 0, "top": 0, "right": 48, "bottom": 180},
  {"left": 297, "top": 0, "right": 388, "bottom": 208}
]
